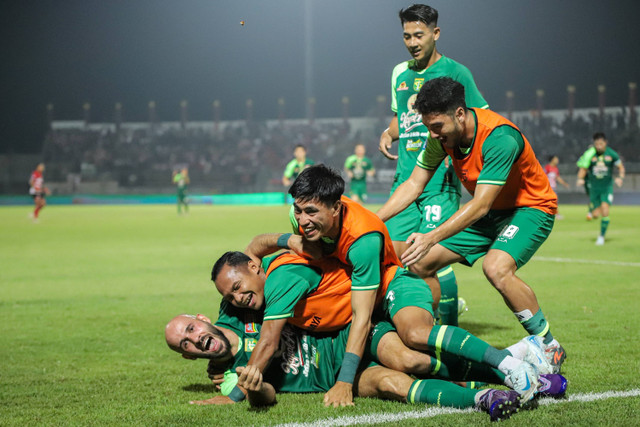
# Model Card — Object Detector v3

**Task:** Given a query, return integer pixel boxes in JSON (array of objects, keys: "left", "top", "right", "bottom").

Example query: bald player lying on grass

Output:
[
  {"left": 166, "top": 312, "right": 526, "bottom": 421},
  {"left": 165, "top": 308, "right": 566, "bottom": 420}
]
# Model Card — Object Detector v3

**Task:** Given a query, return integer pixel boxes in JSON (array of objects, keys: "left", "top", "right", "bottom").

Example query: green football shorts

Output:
[{"left": 439, "top": 207, "right": 555, "bottom": 268}]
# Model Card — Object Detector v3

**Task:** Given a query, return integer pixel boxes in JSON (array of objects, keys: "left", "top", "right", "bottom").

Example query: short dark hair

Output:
[
  {"left": 294, "top": 144, "right": 307, "bottom": 151},
  {"left": 414, "top": 77, "right": 467, "bottom": 116},
  {"left": 211, "top": 251, "right": 251, "bottom": 282},
  {"left": 593, "top": 132, "right": 607, "bottom": 141},
  {"left": 548, "top": 155, "right": 557, "bottom": 162},
  {"left": 288, "top": 164, "right": 344, "bottom": 206},
  {"left": 399, "top": 4, "right": 438, "bottom": 27}
]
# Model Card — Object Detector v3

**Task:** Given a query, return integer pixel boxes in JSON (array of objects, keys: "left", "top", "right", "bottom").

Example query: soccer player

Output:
[
  {"left": 576, "top": 145, "right": 596, "bottom": 220},
  {"left": 377, "top": 77, "right": 566, "bottom": 374},
  {"left": 172, "top": 167, "right": 190, "bottom": 214},
  {"left": 543, "top": 155, "right": 570, "bottom": 219},
  {"left": 166, "top": 312, "right": 553, "bottom": 420},
  {"left": 576, "top": 132, "right": 625, "bottom": 245},
  {"left": 344, "top": 143, "right": 375, "bottom": 204},
  {"left": 282, "top": 144, "right": 314, "bottom": 187},
  {"left": 217, "top": 197, "right": 543, "bottom": 405},
  {"left": 378, "top": 4, "right": 489, "bottom": 326},
  {"left": 28, "top": 163, "right": 50, "bottom": 222}
]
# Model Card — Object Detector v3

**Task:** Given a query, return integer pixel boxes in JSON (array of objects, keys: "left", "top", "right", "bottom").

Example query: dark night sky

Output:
[{"left": 1, "top": 0, "right": 639, "bottom": 153}]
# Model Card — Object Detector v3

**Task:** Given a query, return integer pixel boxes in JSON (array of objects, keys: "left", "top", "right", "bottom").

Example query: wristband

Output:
[
  {"left": 337, "top": 352, "right": 361, "bottom": 384},
  {"left": 277, "top": 233, "right": 292, "bottom": 249},
  {"left": 228, "top": 385, "right": 246, "bottom": 402}
]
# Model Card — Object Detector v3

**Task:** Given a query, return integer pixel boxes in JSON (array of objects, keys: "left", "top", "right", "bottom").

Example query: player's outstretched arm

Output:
[
  {"left": 324, "top": 288, "right": 377, "bottom": 408},
  {"left": 246, "top": 318, "right": 286, "bottom": 372},
  {"left": 379, "top": 115, "right": 399, "bottom": 160},
  {"left": 245, "top": 233, "right": 285, "bottom": 262},
  {"left": 377, "top": 165, "right": 433, "bottom": 222}
]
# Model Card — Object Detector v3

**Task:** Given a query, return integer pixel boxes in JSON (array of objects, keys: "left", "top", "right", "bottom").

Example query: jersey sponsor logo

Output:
[
  {"left": 406, "top": 139, "right": 423, "bottom": 151},
  {"left": 245, "top": 322, "right": 258, "bottom": 333},
  {"left": 460, "top": 169, "right": 469, "bottom": 182},
  {"left": 245, "top": 338, "right": 258, "bottom": 352},
  {"left": 279, "top": 327, "right": 307, "bottom": 376},
  {"left": 413, "top": 78, "right": 424, "bottom": 92},
  {"left": 308, "top": 315, "right": 322, "bottom": 331},
  {"left": 397, "top": 81, "right": 409, "bottom": 91}
]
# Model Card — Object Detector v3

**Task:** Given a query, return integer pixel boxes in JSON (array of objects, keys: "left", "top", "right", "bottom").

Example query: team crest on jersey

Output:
[
  {"left": 604, "top": 155, "right": 612, "bottom": 162},
  {"left": 245, "top": 338, "right": 258, "bottom": 352},
  {"left": 245, "top": 322, "right": 258, "bottom": 333},
  {"left": 397, "top": 81, "right": 408, "bottom": 91},
  {"left": 413, "top": 78, "right": 424, "bottom": 92},
  {"left": 460, "top": 169, "right": 469, "bottom": 182}
]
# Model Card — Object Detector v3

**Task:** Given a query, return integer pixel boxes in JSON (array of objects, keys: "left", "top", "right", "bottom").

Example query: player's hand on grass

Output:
[
  {"left": 236, "top": 365, "right": 263, "bottom": 392},
  {"left": 189, "top": 395, "right": 235, "bottom": 405},
  {"left": 207, "top": 360, "right": 226, "bottom": 389},
  {"left": 288, "top": 235, "right": 323, "bottom": 260},
  {"left": 402, "top": 232, "right": 435, "bottom": 266},
  {"left": 378, "top": 129, "right": 398, "bottom": 160},
  {"left": 323, "top": 381, "right": 354, "bottom": 407}
]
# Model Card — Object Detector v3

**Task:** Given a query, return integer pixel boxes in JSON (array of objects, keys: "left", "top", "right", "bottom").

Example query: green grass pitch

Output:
[{"left": 1, "top": 203, "right": 639, "bottom": 426}]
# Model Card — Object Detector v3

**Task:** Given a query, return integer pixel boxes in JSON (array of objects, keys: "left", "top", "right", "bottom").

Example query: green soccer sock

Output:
[
  {"left": 517, "top": 308, "right": 554, "bottom": 344},
  {"left": 600, "top": 216, "right": 610, "bottom": 236},
  {"left": 427, "top": 325, "right": 510, "bottom": 369},
  {"left": 436, "top": 353, "right": 506, "bottom": 385},
  {"left": 407, "top": 379, "right": 478, "bottom": 408},
  {"left": 437, "top": 266, "right": 459, "bottom": 326}
]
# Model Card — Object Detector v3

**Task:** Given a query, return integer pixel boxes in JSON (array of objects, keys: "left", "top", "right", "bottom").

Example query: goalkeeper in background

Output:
[
  {"left": 344, "top": 143, "right": 375, "bottom": 204},
  {"left": 172, "top": 167, "right": 190, "bottom": 215}
]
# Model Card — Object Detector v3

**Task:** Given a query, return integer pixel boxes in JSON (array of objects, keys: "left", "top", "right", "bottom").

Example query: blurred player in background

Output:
[
  {"left": 172, "top": 167, "right": 190, "bottom": 215},
  {"left": 543, "top": 155, "right": 570, "bottom": 219},
  {"left": 29, "top": 163, "right": 50, "bottom": 222},
  {"left": 344, "top": 143, "right": 375, "bottom": 204},
  {"left": 282, "top": 144, "right": 314, "bottom": 187},
  {"left": 576, "top": 145, "right": 596, "bottom": 220},
  {"left": 378, "top": 3, "right": 488, "bottom": 326},
  {"left": 576, "top": 132, "right": 625, "bottom": 245},
  {"left": 377, "top": 77, "right": 566, "bottom": 374}
]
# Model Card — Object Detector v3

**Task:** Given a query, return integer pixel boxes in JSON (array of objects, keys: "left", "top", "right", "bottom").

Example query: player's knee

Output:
[
  {"left": 399, "top": 325, "right": 431, "bottom": 350},
  {"left": 398, "top": 350, "right": 431, "bottom": 374},
  {"left": 482, "top": 261, "right": 513, "bottom": 291},
  {"left": 408, "top": 262, "right": 438, "bottom": 279},
  {"left": 376, "top": 371, "right": 405, "bottom": 397}
]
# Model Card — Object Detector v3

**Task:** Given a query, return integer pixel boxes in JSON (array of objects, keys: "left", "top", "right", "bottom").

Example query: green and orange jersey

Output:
[
  {"left": 321, "top": 196, "right": 401, "bottom": 290},
  {"left": 416, "top": 108, "right": 557, "bottom": 215},
  {"left": 261, "top": 252, "right": 390, "bottom": 332},
  {"left": 391, "top": 56, "right": 488, "bottom": 193}
]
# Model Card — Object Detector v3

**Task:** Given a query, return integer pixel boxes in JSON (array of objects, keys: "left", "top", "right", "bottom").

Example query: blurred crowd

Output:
[{"left": 41, "top": 108, "right": 638, "bottom": 194}]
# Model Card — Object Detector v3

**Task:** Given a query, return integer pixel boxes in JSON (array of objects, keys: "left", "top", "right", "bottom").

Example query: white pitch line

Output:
[
  {"left": 275, "top": 389, "right": 640, "bottom": 427},
  {"left": 533, "top": 256, "right": 640, "bottom": 267}
]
